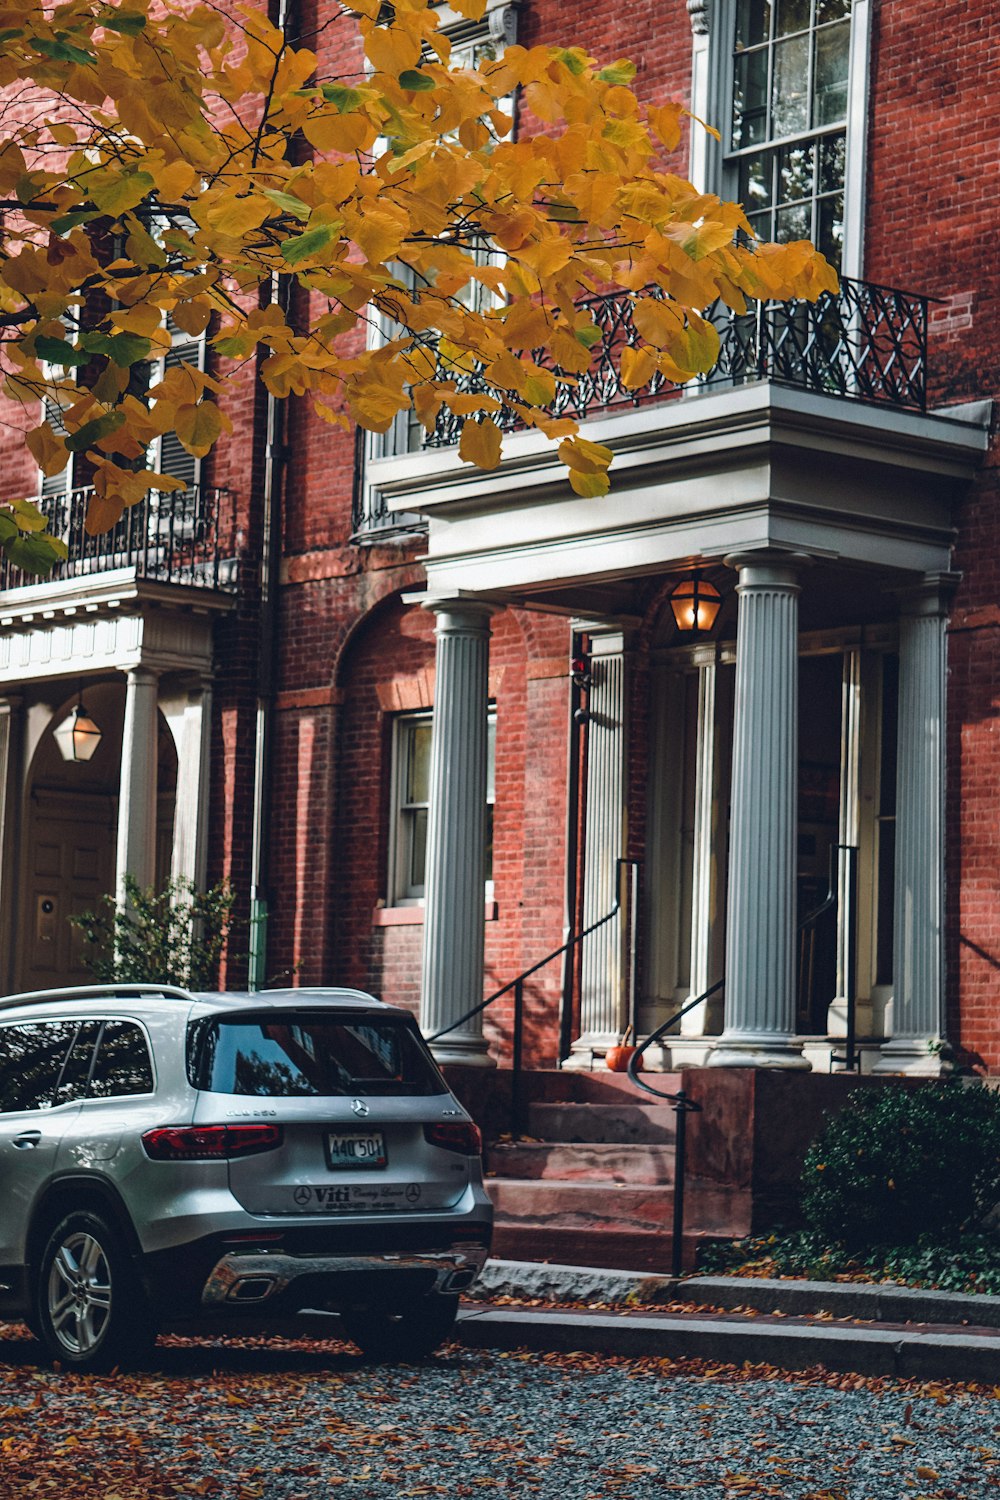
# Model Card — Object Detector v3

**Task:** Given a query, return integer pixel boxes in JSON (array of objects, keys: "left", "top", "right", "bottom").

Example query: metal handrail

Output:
[
  {"left": 428, "top": 858, "right": 638, "bottom": 1134},
  {"left": 623, "top": 843, "right": 858, "bottom": 1278}
]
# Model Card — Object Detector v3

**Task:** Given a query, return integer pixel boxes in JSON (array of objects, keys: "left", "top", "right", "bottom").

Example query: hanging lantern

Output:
[
  {"left": 53, "top": 703, "right": 103, "bottom": 763},
  {"left": 669, "top": 573, "right": 722, "bottom": 635}
]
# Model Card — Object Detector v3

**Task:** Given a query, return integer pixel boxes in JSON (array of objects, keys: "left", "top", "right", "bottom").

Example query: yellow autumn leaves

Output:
[{"left": 0, "top": 0, "right": 838, "bottom": 551}]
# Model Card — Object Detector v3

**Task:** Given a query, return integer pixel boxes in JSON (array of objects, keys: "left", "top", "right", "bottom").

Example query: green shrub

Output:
[
  {"left": 801, "top": 1082, "right": 1000, "bottom": 1249},
  {"left": 71, "top": 875, "right": 235, "bottom": 990}
]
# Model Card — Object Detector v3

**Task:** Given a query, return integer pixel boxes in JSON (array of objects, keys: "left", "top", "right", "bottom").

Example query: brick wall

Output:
[{"left": 866, "top": 0, "right": 1000, "bottom": 1067}]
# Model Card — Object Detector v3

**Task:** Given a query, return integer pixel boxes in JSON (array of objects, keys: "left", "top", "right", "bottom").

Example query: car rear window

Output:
[{"left": 188, "top": 1012, "right": 449, "bottom": 1097}]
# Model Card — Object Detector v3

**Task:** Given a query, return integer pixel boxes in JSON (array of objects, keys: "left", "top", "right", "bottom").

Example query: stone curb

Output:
[
  {"left": 454, "top": 1305, "right": 1000, "bottom": 1383},
  {"left": 473, "top": 1258, "right": 1000, "bottom": 1329}
]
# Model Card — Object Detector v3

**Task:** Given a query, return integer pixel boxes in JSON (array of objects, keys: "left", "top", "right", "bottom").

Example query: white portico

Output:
[
  {"left": 368, "top": 376, "right": 990, "bottom": 1073},
  {"left": 0, "top": 569, "right": 230, "bottom": 992}
]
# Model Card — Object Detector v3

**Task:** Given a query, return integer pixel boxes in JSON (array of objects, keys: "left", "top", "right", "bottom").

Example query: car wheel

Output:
[
  {"left": 340, "top": 1293, "right": 459, "bottom": 1361},
  {"left": 35, "top": 1210, "right": 156, "bottom": 1372}
]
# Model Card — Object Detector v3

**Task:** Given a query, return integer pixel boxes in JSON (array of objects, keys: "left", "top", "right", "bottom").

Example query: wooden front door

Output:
[{"left": 20, "top": 790, "right": 116, "bottom": 989}]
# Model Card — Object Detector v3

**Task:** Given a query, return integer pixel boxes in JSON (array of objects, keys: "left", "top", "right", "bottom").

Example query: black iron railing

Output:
[
  {"left": 0, "top": 484, "right": 239, "bottom": 593},
  {"left": 627, "top": 841, "right": 862, "bottom": 1277},
  {"left": 426, "top": 276, "right": 928, "bottom": 449},
  {"left": 353, "top": 274, "right": 929, "bottom": 532},
  {"left": 428, "top": 858, "right": 639, "bottom": 1138}
]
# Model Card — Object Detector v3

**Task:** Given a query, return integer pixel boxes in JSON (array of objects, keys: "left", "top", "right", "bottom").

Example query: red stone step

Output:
[
  {"left": 489, "top": 1225, "right": 714, "bottom": 1274},
  {"left": 526, "top": 1101, "right": 678, "bottom": 1145},
  {"left": 486, "top": 1140, "right": 676, "bottom": 1185},
  {"left": 518, "top": 1070, "right": 685, "bottom": 1105},
  {"left": 486, "top": 1177, "right": 742, "bottom": 1236}
]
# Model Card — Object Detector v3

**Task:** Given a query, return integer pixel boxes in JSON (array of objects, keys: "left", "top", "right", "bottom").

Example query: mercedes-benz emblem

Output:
[
  {"left": 293, "top": 1186, "right": 313, "bottom": 1206},
  {"left": 351, "top": 1098, "right": 370, "bottom": 1117}
]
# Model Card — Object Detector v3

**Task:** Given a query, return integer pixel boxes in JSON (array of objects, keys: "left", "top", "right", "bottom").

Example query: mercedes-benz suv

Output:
[{"left": 0, "top": 984, "right": 492, "bottom": 1370}]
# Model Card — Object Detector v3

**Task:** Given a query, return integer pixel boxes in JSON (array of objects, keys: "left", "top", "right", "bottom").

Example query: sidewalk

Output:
[{"left": 449, "top": 1259, "right": 1000, "bottom": 1383}]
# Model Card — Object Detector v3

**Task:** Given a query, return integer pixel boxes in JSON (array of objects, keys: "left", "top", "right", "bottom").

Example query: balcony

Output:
[
  {"left": 353, "top": 274, "right": 929, "bottom": 536},
  {"left": 0, "top": 483, "right": 239, "bottom": 595}
]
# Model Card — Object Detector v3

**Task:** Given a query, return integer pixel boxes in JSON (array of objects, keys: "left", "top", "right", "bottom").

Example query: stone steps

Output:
[
  {"left": 486, "top": 1139, "right": 676, "bottom": 1185},
  {"left": 484, "top": 1068, "right": 742, "bottom": 1273},
  {"left": 526, "top": 1101, "right": 678, "bottom": 1145}
]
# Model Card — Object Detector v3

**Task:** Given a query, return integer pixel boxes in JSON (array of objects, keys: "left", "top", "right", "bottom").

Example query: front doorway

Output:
[
  {"left": 643, "top": 633, "right": 899, "bottom": 1063},
  {"left": 16, "top": 682, "right": 178, "bottom": 990}
]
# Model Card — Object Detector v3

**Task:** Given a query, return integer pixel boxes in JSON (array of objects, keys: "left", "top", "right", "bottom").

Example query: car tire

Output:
[
  {"left": 340, "top": 1293, "right": 459, "bottom": 1361},
  {"left": 34, "top": 1210, "right": 157, "bottom": 1372}
]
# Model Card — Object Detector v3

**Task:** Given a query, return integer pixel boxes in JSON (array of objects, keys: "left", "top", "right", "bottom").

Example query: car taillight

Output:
[
  {"left": 141, "top": 1124, "right": 283, "bottom": 1160},
  {"left": 423, "top": 1121, "right": 482, "bottom": 1155}
]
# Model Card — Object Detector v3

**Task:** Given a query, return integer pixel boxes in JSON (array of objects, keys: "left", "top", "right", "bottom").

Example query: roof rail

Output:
[{"left": 0, "top": 982, "right": 197, "bottom": 1013}]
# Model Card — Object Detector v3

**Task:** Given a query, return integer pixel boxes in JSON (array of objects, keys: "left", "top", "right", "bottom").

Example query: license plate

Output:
[{"left": 326, "top": 1130, "right": 387, "bottom": 1169}]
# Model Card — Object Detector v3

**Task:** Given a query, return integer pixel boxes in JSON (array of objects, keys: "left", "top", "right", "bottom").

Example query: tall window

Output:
[
  {"left": 390, "top": 710, "right": 496, "bottom": 903},
  {"left": 729, "top": 0, "right": 852, "bottom": 270}
]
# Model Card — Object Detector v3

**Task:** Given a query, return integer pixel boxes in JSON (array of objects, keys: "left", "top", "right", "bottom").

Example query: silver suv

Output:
[{"left": 0, "top": 984, "right": 492, "bottom": 1370}]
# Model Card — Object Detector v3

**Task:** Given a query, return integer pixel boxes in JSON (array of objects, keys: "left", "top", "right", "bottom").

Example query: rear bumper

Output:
[
  {"left": 142, "top": 1215, "right": 493, "bottom": 1317},
  {"left": 203, "top": 1244, "right": 489, "bottom": 1308}
]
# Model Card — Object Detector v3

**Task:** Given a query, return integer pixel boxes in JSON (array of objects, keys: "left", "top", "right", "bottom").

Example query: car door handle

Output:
[{"left": 12, "top": 1130, "right": 42, "bottom": 1149}]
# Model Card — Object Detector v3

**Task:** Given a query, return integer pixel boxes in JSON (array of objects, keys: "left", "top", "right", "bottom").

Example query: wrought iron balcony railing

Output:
[
  {"left": 0, "top": 483, "right": 239, "bottom": 594},
  {"left": 353, "top": 274, "right": 929, "bottom": 533}
]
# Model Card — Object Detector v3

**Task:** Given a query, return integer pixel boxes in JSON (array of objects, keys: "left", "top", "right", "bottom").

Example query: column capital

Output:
[
  {"left": 421, "top": 594, "right": 501, "bottom": 624},
  {"left": 724, "top": 550, "right": 814, "bottom": 590},
  {"left": 895, "top": 571, "right": 961, "bottom": 617},
  {"left": 117, "top": 663, "right": 161, "bottom": 685}
]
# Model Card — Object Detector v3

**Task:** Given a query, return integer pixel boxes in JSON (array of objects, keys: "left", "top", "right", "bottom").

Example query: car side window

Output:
[
  {"left": 51, "top": 1020, "right": 102, "bottom": 1106},
  {"left": 0, "top": 1021, "right": 79, "bottom": 1113},
  {"left": 88, "top": 1020, "right": 154, "bottom": 1099}
]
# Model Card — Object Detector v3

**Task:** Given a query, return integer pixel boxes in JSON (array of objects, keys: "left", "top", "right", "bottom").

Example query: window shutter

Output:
[{"left": 154, "top": 333, "right": 205, "bottom": 490}]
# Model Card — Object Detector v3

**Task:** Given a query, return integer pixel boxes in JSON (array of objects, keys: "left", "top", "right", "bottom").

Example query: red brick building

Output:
[{"left": 1, "top": 0, "right": 998, "bottom": 1101}]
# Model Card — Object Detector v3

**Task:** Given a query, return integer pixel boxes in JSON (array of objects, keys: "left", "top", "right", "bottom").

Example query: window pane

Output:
[
  {"left": 772, "top": 33, "right": 810, "bottom": 136},
  {"left": 0, "top": 1022, "right": 78, "bottom": 1112},
  {"left": 816, "top": 0, "right": 851, "bottom": 23},
  {"left": 776, "top": 201, "right": 811, "bottom": 243},
  {"left": 486, "top": 716, "right": 496, "bottom": 802},
  {"left": 733, "top": 49, "right": 769, "bottom": 149},
  {"left": 813, "top": 20, "right": 850, "bottom": 125},
  {"left": 406, "top": 721, "right": 432, "bottom": 803},
  {"left": 89, "top": 1021, "right": 153, "bottom": 1098},
  {"left": 819, "top": 132, "right": 846, "bottom": 194},
  {"left": 52, "top": 1020, "right": 101, "bottom": 1106},
  {"left": 817, "top": 193, "right": 844, "bottom": 266},
  {"left": 774, "top": 0, "right": 811, "bottom": 36},
  {"left": 777, "top": 141, "right": 815, "bottom": 203},
  {"left": 485, "top": 805, "right": 494, "bottom": 884},
  {"left": 194, "top": 1014, "right": 448, "bottom": 1097},
  {"left": 740, "top": 151, "right": 773, "bottom": 212},
  {"left": 409, "top": 807, "right": 428, "bottom": 891},
  {"left": 735, "top": 0, "right": 771, "bottom": 48}
]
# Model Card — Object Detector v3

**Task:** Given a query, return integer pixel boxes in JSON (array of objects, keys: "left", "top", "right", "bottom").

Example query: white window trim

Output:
[
  {"left": 388, "top": 708, "right": 496, "bottom": 907},
  {"left": 688, "top": 0, "right": 870, "bottom": 280}
]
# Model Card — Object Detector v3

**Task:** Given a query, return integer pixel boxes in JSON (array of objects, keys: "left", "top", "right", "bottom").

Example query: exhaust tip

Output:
[
  {"left": 444, "top": 1269, "right": 477, "bottom": 1293},
  {"left": 229, "top": 1276, "right": 277, "bottom": 1303}
]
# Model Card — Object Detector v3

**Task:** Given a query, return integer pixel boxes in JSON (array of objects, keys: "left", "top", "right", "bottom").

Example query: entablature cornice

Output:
[{"left": 0, "top": 571, "right": 223, "bottom": 686}]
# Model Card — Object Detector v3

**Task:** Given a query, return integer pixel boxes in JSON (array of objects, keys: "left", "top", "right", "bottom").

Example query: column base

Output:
[
  {"left": 428, "top": 1035, "right": 496, "bottom": 1069},
  {"left": 871, "top": 1037, "right": 948, "bottom": 1077},
  {"left": 707, "top": 1031, "right": 812, "bottom": 1069},
  {"left": 562, "top": 1033, "right": 620, "bottom": 1071}
]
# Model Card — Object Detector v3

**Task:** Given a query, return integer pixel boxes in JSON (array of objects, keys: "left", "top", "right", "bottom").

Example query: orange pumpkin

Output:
[{"left": 605, "top": 1044, "right": 641, "bottom": 1073}]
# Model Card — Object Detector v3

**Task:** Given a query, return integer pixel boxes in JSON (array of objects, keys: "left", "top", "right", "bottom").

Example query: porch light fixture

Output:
[
  {"left": 670, "top": 573, "right": 722, "bottom": 635},
  {"left": 53, "top": 701, "right": 103, "bottom": 763}
]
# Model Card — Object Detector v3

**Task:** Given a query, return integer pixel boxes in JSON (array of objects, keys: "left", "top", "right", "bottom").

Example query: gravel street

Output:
[{"left": 0, "top": 1320, "right": 998, "bottom": 1499}]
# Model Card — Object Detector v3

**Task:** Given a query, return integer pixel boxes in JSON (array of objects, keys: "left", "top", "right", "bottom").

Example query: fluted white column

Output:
[
  {"left": 116, "top": 665, "right": 160, "bottom": 902},
  {"left": 875, "top": 580, "right": 948, "bottom": 1074},
  {"left": 711, "top": 555, "right": 810, "bottom": 1068},
  {"left": 420, "top": 599, "right": 497, "bottom": 1068},
  {"left": 683, "top": 646, "right": 726, "bottom": 1036},
  {"left": 168, "top": 677, "right": 213, "bottom": 891},
  {"left": 569, "top": 630, "right": 629, "bottom": 1065},
  {"left": 829, "top": 648, "right": 862, "bottom": 1036}
]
